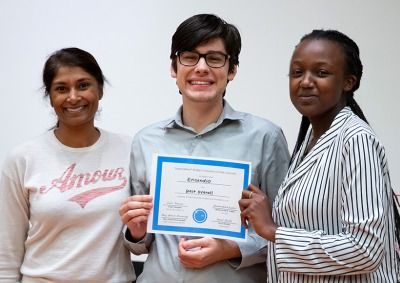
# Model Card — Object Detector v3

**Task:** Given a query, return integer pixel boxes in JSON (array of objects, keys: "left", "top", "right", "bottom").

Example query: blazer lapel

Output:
[{"left": 280, "top": 108, "right": 353, "bottom": 192}]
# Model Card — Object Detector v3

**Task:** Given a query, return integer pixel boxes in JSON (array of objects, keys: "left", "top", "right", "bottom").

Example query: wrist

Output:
[
  {"left": 220, "top": 239, "right": 241, "bottom": 260},
  {"left": 127, "top": 228, "right": 146, "bottom": 243},
  {"left": 262, "top": 224, "right": 278, "bottom": 243}
]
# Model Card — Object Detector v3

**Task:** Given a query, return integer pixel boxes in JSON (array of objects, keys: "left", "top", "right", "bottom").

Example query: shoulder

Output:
[
  {"left": 236, "top": 110, "right": 285, "bottom": 135},
  {"left": 229, "top": 111, "right": 289, "bottom": 152},
  {"left": 338, "top": 114, "right": 387, "bottom": 155},
  {"left": 224, "top": 101, "right": 283, "bottom": 131},
  {"left": 100, "top": 129, "right": 133, "bottom": 144},
  {"left": 231, "top": 108, "right": 279, "bottom": 126},
  {"left": 6, "top": 132, "right": 48, "bottom": 157},
  {"left": 2, "top": 132, "right": 48, "bottom": 171},
  {"left": 133, "top": 117, "right": 174, "bottom": 139},
  {"left": 341, "top": 114, "right": 378, "bottom": 141}
]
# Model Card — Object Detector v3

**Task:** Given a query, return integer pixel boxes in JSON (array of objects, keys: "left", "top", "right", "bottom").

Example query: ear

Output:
[
  {"left": 170, "top": 63, "right": 177, "bottom": 78},
  {"left": 227, "top": 65, "right": 238, "bottom": 81},
  {"left": 99, "top": 89, "right": 103, "bottom": 100},
  {"left": 344, "top": 75, "right": 357, "bottom": 92}
]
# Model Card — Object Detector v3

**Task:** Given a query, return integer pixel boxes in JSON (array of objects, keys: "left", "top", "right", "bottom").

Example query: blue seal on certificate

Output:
[{"left": 192, "top": 208, "right": 208, "bottom": 223}]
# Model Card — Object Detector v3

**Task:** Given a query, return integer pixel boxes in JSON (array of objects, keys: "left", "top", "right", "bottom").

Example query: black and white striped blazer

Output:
[{"left": 267, "top": 107, "right": 398, "bottom": 282}]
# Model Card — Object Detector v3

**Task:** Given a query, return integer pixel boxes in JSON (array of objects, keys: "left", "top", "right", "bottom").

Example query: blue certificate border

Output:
[{"left": 151, "top": 155, "right": 249, "bottom": 240}]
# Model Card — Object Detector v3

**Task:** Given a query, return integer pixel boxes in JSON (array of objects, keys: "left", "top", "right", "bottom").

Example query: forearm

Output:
[
  {"left": 0, "top": 173, "right": 28, "bottom": 281},
  {"left": 275, "top": 227, "right": 384, "bottom": 275},
  {"left": 232, "top": 227, "right": 269, "bottom": 269},
  {"left": 122, "top": 227, "right": 154, "bottom": 255},
  {"left": 219, "top": 240, "right": 241, "bottom": 260}
]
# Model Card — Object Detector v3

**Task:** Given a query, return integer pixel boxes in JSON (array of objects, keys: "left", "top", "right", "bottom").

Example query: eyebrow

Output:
[
  {"left": 52, "top": 77, "right": 93, "bottom": 85},
  {"left": 192, "top": 49, "right": 227, "bottom": 54},
  {"left": 290, "top": 60, "right": 334, "bottom": 67}
]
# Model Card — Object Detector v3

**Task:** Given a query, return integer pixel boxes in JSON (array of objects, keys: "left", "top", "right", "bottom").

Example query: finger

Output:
[
  {"left": 179, "top": 257, "right": 197, "bottom": 268},
  {"left": 119, "top": 201, "right": 152, "bottom": 217},
  {"left": 241, "top": 186, "right": 258, "bottom": 199},
  {"left": 178, "top": 238, "right": 187, "bottom": 256},
  {"left": 238, "top": 199, "right": 245, "bottom": 211},
  {"left": 245, "top": 184, "right": 269, "bottom": 201},
  {"left": 241, "top": 189, "right": 250, "bottom": 199},
  {"left": 127, "top": 215, "right": 149, "bottom": 226},
  {"left": 240, "top": 210, "right": 249, "bottom": 229},
  {"left": 182, "top": 238, "right": 203, "bottom": 250},
  {"left": 121, "top": 194, "right": 153, "bottom": 205},
  {"left": 238, "top": 198, "right": 251, "bottom": 212},
  {"left": 241, "top": 190, "right": 254, "bottom": 200},
  {"left": 178, "top": 248, "right": 203, "bottom": 267},
  {"left": 120, "top": 207, "right": 151, "bottom": 224},
  {"left": 125, "top": 197, "right": 154, "bottom": 211},
  {"left": 247, "top": 184, "right": 263, "bottom": 194}
]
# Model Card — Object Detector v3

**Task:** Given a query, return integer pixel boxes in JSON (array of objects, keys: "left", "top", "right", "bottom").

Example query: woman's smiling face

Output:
[
  {"left": 50, "top": 66, "right": 102, "bottom": 129},
  {"left": 289, "top": 39, "right": 355, "bottom": 123}
]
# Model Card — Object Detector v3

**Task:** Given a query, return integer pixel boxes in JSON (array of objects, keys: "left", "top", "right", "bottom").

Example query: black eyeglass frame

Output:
[{"left": 175, "top": 51, "right": 231, "bottom": 68}]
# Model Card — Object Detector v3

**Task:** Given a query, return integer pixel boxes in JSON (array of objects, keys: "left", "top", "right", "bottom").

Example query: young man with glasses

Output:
[{"left": 120, "top": 14, "right": 290, "bottom": 282}]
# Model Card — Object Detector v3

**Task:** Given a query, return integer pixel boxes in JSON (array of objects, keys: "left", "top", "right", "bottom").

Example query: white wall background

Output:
[{"left": 1, "top": 0, "right": 399, "bottom": 193}]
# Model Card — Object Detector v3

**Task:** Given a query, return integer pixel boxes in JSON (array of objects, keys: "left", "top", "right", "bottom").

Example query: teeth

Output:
[
  {"left": 191, "top": 81, "right": 211, "bottom": 85},
  {"left": 67, "top": 106, "right": 83, "bottom": 113}
]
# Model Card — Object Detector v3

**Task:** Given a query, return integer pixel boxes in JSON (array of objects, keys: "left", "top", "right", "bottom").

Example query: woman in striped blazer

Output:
[{"left": 239, "top": 29, "right": 399, "bottom": 282}]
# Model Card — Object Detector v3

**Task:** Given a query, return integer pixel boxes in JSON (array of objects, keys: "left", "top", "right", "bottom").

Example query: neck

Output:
[
  {"left": 181, "top": 99, "right": 224, "bottom": 133},
  {"left": 54, "top": 125, "right": 100, "bottom": 148},
  {"left": 309, "top": 105, "right": 345, "bottom": 141}
]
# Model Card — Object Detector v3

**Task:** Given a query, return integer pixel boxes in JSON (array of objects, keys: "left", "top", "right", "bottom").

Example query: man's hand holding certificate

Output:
[{"left": 147, "top": 154, "right": 251, "bottom": 242}]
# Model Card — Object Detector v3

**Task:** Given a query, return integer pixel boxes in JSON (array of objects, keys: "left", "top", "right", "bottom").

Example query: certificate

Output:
[{"left": 147, "top": 154, "right": 251, "bottom": 242}]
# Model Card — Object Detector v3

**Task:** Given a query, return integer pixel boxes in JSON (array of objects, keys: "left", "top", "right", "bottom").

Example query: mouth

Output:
[
  {"left": 65, "top": 106, "right": 85, "bottom": 113},
  {"left": 297, "top": 94, "right": 318, "bottom": 104},
  {"left": 189, "top": 80, "right": 213, "bottom": 85},
  {"left": 298, "top": 92, "right": 318, "bottom": 98}
]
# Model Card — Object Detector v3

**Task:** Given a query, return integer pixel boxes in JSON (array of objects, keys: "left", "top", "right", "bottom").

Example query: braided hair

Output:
[{"left": 290, "top": 30, "right": 400, "bottom": 276}]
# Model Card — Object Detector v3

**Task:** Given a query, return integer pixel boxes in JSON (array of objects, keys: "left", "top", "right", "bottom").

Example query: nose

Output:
[
  {"left": 299, "top": 73, "right": 315, "bottom": 88},
  {"left": 67, "top": 88, "right": 81, "bottom": 103},
  {"left": 195, "top": 57, "right": 209, "bottom": 71}
]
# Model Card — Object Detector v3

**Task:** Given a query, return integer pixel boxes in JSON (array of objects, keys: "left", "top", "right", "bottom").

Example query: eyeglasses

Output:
[{"left": 176, "top": 51, "right": 230, "bottom": 68}]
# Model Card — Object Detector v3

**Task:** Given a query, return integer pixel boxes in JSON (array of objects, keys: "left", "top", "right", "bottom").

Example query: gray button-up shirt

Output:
[{"left": 126, "top": 100, "right": 290, "bottom": 283}]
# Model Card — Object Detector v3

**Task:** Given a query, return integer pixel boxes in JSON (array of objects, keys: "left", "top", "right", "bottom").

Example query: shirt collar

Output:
[{"left": 163, "top": 99, "right": 244, "bottom": 132}]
